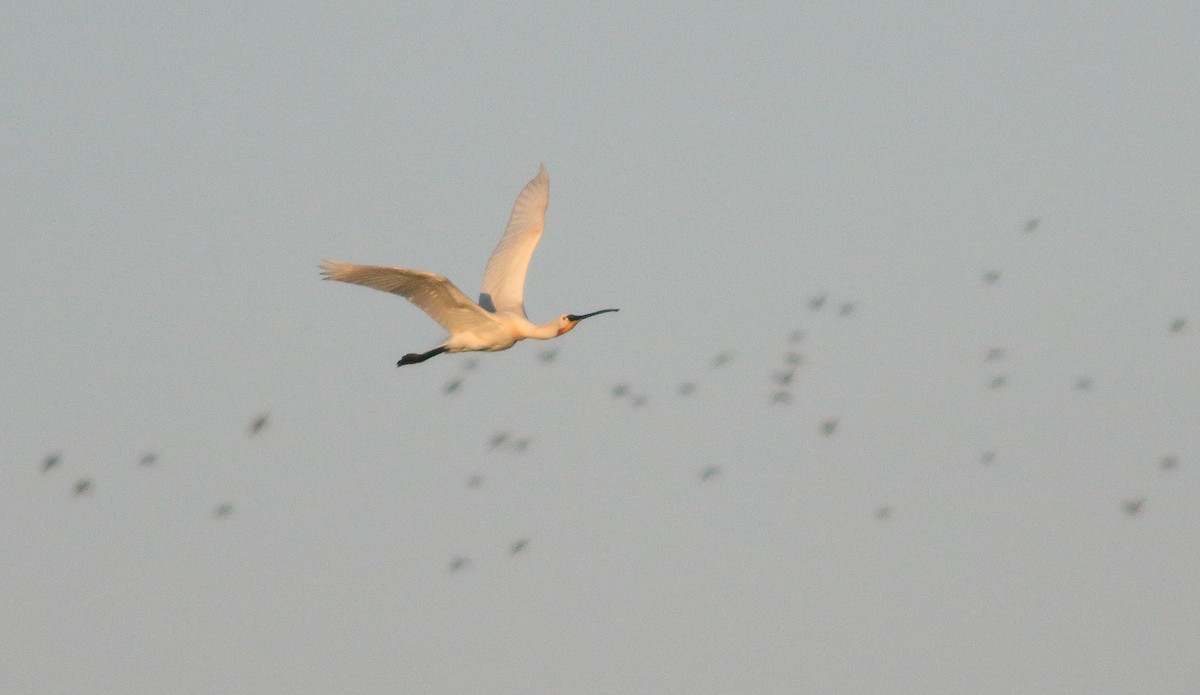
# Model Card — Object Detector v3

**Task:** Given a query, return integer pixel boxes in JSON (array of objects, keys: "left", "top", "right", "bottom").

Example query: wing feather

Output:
[
  {"left": 479, "top": 165, "right": 549, "bottom": 316},
  {"left": 320, "top": 260, "right": 497, "bottom": 334}
]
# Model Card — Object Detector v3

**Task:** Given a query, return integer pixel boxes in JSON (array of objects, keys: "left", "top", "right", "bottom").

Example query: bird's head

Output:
[{"left": 556, "top": 308, "right": 619, "bottom": 335}]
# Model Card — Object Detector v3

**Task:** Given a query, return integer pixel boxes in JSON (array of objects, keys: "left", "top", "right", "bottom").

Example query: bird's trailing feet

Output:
[{"left": 398, "top": 346, "right": 448, "bottom": 367}]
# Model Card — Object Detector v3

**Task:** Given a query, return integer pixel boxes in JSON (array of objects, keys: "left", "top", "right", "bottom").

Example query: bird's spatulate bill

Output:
[{"left": 567, "top": 308, "right": 619, "bottom": 322}]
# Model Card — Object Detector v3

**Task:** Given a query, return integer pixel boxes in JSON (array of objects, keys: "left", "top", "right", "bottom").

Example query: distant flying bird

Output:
[
  {"left": 874, "top": 505, "right": 892, "bottom": 520},
  {"left": 538, "top": 348, "right": 559, "bottom": 363},
  {"left": 980, "top": 451, "right": 996, "bottom": 465},
  {"left": 489, "top": 432, "right": 510, "bottom": 449},
  {"left": 139, "top": 453, "right": 157, "bottom": 466},
  {"left": 773, "top": 369, "right": 795, "bottom": 386},
  {"left": 73, "top": 478, "right": 92, "bottom": 496},
  {"left": 783, "top": 351, "right": 804, "bottom": 366},
  {"left": 809, "top": 294, "right": 826, "bottom": 310},
  {"left": 838, "top": 302, "right": 855, "bottom": 316},
  {"left": 41, "top": 453, "right": 61, "bottom": 474},
  {"left": 510, "top": 539, "right": 529, "bottom": 555},
  {"left": 1160, "top": 456, "right": 1179, "bottom": 471},
  {"left": 989, "top": 374, "right": 1007, "bottom": 389},
  {"left": 770, "top": 390, "right": 793, "bottom": 405},
  {"left": 820, "top": 419, "right": 838, "bottom": 436},
  {"left": 466, "top": 474, "right": 483, "bottom": 489},
  {"left": 448, "top": 556, "right": 470, "bottom": 573},
  {"left": 630, "top": 394, "right": 648, "bottom": 408},
  {"left": 677, "top": 382, "right": 696, "bottom": 396},
  {"left": 1123, "top": 498, "right": 1145, "bottom": 516},
  {"left": 1024, "top": 218, "right": 1040, "bottom": 233},
  {"left": 321, "top": 166, "right": 618, "bottom": 366},
  {"left": 984, "top": 347, "right": 1006, "bottom": 362},
  {"left": 611, "top": 384, "right": 630, "bottom": 398},
  {"left": 1074, "top": 376, "right": 1093, "bottom": 391},
  {"left": 699, "top": 466, "right": 721, "bottom": 482},
  {"left": 1169, "top": 317, "right": 1186, "bottom": 333},
  {"left": 982, "top": 270, "right": 1000, "bottom": 285},
  {"left": 788, "top": 329, "right": 805, "bottom": 344},
  {"left": 249, "top": 413, "right": 269, "bottom": 436},
  {"left": 443, "top": 378, "right": 463, "bottom": 395},
  {"left": 511, "top": 438, "right": 530, "bottom": 453},
  {"left": 213, "top": 503, "right": 234, "bottom": 518},
  {"left": 711, "top": 351, "right": 733, "bottom": 368}
]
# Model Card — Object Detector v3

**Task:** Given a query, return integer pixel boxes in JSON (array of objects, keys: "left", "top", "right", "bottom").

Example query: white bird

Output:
[{"left": 321, "top": 166, "right": 618, "bottom": 366}]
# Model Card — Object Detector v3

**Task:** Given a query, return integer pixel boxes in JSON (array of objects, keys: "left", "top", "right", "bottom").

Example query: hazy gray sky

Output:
[{"left": 4, "top": 4, "right": 1199, "bottom": 693}]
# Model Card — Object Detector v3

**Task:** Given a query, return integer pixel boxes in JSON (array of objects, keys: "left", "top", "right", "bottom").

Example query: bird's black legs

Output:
[{"left": 397, "top": 346, "right": 448, "bottom": 367}]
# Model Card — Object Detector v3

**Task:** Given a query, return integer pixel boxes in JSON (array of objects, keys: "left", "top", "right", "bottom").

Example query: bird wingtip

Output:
[{"left": 319, "top": 259, "right": 346, "bottom": 279}]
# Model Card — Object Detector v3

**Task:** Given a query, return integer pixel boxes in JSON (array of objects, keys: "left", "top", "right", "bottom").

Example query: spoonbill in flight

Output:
[{"left": 321, "top": 165, "right": 618, "bottom": 366}]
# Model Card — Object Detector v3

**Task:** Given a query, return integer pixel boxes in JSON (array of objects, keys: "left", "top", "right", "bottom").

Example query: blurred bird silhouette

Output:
[{"left": 248, "top": 414, "right": 269, "bottom": 436}]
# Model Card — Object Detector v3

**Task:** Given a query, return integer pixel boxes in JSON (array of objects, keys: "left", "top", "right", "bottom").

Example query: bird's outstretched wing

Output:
[
  {"left": 479, "top": 165, "right": 549, "bottom": 316},
  {"left": 321, "top": 260, "right": 497, "bottom": 334}
]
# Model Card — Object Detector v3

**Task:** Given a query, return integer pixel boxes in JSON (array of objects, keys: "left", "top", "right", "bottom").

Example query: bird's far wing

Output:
[
  {"left": 478, "top": 165, "right": 549, "bottom": 317},
  {"left": 321, "top": 260, "right": 497, "bottom": 334}
]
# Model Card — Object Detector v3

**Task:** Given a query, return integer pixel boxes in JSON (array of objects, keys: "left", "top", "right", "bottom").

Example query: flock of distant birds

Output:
[
  {"left": 429, "top": 218, "right": 1188, "bottom": 571},
  {"left": 38, "top": 413, "right": 268, "bottom": 518},
  {"left": 38, "top": 219, "right": 1190, "bottom": 572}
]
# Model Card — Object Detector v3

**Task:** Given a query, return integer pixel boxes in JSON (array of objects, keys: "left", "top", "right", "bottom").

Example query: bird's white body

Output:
[{"left": 321, "top": 166, "right": 617, "bottom": 365}]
